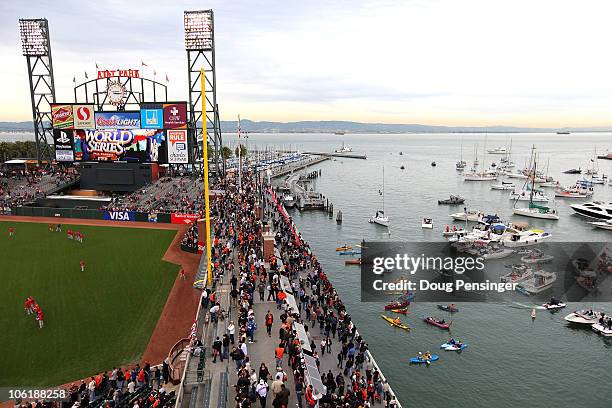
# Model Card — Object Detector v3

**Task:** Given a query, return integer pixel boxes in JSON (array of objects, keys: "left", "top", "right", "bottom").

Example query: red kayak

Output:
[
  {"left": 384, "top": 301, "right": 410, "bottom": 310},
  {"left": 423, "top": 316, "right": 451, "bottom": 329}
]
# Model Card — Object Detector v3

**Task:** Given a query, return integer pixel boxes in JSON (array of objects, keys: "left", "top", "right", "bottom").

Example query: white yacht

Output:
[
  {"left": 500, "top": 264, "right": 533, "bottom": 283},
  {"left": 369, "top": 210, "right": 389, "bottom": 227},
  {"left": 450, "top": 209, "right": 482, "bottom": 222},
  {"left": 487, "top": 147, "right": 508, "bottom": 154},
  {"left": 464, "top": 173, "right": 497, "bottom": 181},
  {"left": 335, "top": 142, "right": 353, "bottom": 153},
  {"left": 509, "top": 190, "right": 550, "bottom": 202},
  {"left": 519, "top": 270, "right": 557, "bottom": 294},
  {"left": 569, "top": 201, "right": 612, "bottom": 220},
  {"left": 501, "top": 229, "right": 552, "bottom": 247},
  {"left": 513, "top": 204, "right": 559, "bottom": 220},
  {"left": 590, "top": 220, "right": 612, "bottom": 231},
  {"left": 554, "top": 185, "right": 594, "bottom": 199}
]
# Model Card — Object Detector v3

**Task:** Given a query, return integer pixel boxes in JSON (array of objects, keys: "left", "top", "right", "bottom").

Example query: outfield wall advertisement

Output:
[
  {"left": 171, "top": 213, "right": 199, "bottom": 224},
  {"left": 103, "top": 210, "right": 136, "bottom": 221}
]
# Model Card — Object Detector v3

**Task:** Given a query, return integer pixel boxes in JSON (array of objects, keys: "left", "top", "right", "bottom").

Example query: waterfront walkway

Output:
[{"left": 200, "top": 172, "right": 400, "bottom": 408}]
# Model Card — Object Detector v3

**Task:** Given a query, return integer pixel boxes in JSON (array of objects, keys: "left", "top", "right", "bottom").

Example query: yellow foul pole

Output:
[{"left": 201, "top": 68, "right": 213, "bottom": 286}]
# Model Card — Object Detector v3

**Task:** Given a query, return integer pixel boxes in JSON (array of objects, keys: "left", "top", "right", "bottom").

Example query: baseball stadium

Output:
[{"left": 1, "top": 7, "right": 403, "bottom": 408}]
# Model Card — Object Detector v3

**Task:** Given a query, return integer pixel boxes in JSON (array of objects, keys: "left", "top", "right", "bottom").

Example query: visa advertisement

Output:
[
  {"left": 73, "top": 129, "right": 166, "bottom": 162},
  {"left": 103, "top": 211, "right": 136, "bottom": 221}
]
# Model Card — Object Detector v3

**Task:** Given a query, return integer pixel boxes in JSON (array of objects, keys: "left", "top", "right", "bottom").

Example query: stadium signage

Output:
[
  {"left": 141, "top": 108, "right": 163, "bottom": 129},
  {"left": 73, "top": 129, "right": 165, "bottom": 162},
  {"left": 171, "top": 213, "right": 199, "bottom": 224},
  {"left": 51, "top": 104, "right": 74, "bottom": 129},
  {"left": 167, "top": 129, "right": 189, "bottom": 163},
  {"left": 163, "top": 103, "right": 187, "bottom": 129},
  {"left": 73, "top": 105, "right": 95, "bottom": 129},
  {"left": 52, "top": 129, "right": 75, "bottom": 162},
  {"left": 95, "top": 112, "right": 140, "bottom": 129},
  {"left": 103, "top": 210, "right": 136, "bottom": 221},
  {"left": 97, "top": 69, "right": 140, "bottom": 79}
]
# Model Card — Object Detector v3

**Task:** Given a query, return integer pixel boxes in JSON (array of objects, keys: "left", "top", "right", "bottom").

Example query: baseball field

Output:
[{"left": 0, "top": 220, "right": 179, "bottom": 387}]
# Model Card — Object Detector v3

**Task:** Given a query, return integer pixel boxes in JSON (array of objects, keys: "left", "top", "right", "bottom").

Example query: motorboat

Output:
[
  {"left": 563, "top": 168, "right": 582, "bottom": 174},
  {"left": 442, "top": 225, "right": 467, "bottom": 237},
  {"left": 592, "top": 323, "right": 612, "bottom": 337},
  {"left": 554, "top": 185, "right": 594, "bottom": 199},
  {"left": 520, "top": 249, "right": 554, "bottom": 264},
  {"left": 501, "top": 229, "right": 551, "bottom": 247},
  {"left": 491, "top": 181, "right": 515, "bottom": 190},
  {"left": 509, "top": 190, "right": 550, "bottom": 202},
  {"left": 450, "top": 210, "right": 482, "bottom": 222},
  {"left": 500, "top": 264, "right": 533, "bottom": 283},
  {"left": 518, "top": 270, "right": 557, "bottom": 294},
  {"left": 335, "top": 142, "right": 352, "bottom": 153},
  {"left": 569, "top": 201, "right": 612, "bottom": 220},
  {"left": 464, "top": 172, "right": 497, "bottom": 181},
  {"left": 282, "top": 194, "right": 296, "bottom": 208},
  {"left": 369, "top": 210, "right": 390, "bottom": 227},
  {"left": 590, "top": 219, "right": 612, "bottom": 231},
  {"left": 564, "top": 310, "right": 604, "bottom": 324},
  {"left": 422, "top": 218, "right": 433, "bottom": 229},
  {"left": 480, "top": 246, "right": 514, "bottom": 260},
  {"left": 513, "top": 203, "right": 559, "bottom": 220},
  {"left": 542, "top": 301, "right": 566, "bottom": 310},
  {"left": 431, "top": 161, "right": 437, "bottom": 167},
  {"left": 487, "top": 147, "right": 508, "bottom": 154},
  {"left": 589, "top": 175, "right": 607, "bottom": 185},
  {"left": 438, "top": 195, "right": 465, "bottom": 205}
]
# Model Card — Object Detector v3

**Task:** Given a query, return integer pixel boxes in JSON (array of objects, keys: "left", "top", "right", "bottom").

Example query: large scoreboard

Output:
[{"left": 50, "top": 103, "right": 189, "bottom": 164}]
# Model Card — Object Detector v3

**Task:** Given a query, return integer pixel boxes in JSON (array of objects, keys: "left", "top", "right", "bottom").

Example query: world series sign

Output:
[{"left": 167, "top": 129, "right": 189, "bottom": 163}]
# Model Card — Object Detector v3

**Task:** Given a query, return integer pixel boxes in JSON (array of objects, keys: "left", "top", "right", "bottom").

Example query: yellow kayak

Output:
[
  {"left": 381, "top": 315, "right": 410, "bottom": 331},
  {"left": 336, "top": 245, "right": 352, "bottom": 251}
]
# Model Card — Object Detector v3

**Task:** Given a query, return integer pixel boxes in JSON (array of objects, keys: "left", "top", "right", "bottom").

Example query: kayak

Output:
[
  {"left": 543, "top": 302, "right": 566, "bottom": 310},
  {"left": 336, "top": 246, "right": 352, "bottom": 251},
  {"left": 515, "top": 286, "right": 530, "bottom": 296},
  {"left": 345, "top": 259, "right": 361, "bottom": 265},
  {"left": 440, "top": 342, "right": 467, "bottom": 351},
  {"left": 381, "top": 315, "right": 410, "bottom": 331},
  {"left": 410, "top": 355, "right": 439, "bottom": 364},
  {"left": 437, "top": 305, "right": 459, "bottom": 313},
  {"left": 423, "top": 316, "right": 451, "bottom": 329},
  {"left": 385, "top": 301, "right": 410, "bottom": 310},
  {"left": 392, "top": 308, "right": 410, "bottom": 315}
]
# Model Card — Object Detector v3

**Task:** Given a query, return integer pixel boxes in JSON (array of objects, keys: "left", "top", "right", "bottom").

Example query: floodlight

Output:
[
  {"left": 19, "top": 19, "right": 49, "bottom": 56},
  {"left": 184, "top": 10, "right": 213, "bottom": 51}
]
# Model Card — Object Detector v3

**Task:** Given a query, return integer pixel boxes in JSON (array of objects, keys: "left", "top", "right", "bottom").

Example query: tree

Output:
[
  {"left": 234, "top": 144, "right": 247, "bottom": 158},
  {"left": 221, "top": 146, "right": 233, "bottom": 160}
]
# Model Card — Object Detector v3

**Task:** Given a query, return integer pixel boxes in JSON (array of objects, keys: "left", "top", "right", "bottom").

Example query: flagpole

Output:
[{"left": 201, "top": 68, "right": 212, "bottom": 286}]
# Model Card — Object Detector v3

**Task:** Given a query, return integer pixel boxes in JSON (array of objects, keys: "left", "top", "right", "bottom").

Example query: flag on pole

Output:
[
  {"left": 153, "top": 70, "right": 157, "bottom": 77},
  {"left": 165, "top": 74, "right": 169, "bottom": 83},
  {"left": 141, "top": 60, "right": 148, "bottom": 67},
  {"left": 84, "top": 71, "right": 88, "bottom": 79},
  {"left": 72, "top": 76, "right": 76, "bottom": 84},
  {"left": 95, "top": 62, "right": 99, "bottom": 69}
]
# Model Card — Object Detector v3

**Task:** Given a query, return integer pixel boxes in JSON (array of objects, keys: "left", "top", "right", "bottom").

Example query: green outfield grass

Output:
[{"left": 0, "top": 221, "right": 179, "bottom": 387}]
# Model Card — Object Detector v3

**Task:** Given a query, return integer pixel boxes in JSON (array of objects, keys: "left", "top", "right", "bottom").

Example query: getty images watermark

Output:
[{"left": 360, "top": 241, "right": 611, "bottom": 302}]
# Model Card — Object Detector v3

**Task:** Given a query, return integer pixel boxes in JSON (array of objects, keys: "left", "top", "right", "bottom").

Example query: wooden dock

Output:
[
  {"left": 269, "top": 155, "right": 330, "bottom": 178},
  {"left": 303, "top": 151, "right": 367, "bottom": 159}
]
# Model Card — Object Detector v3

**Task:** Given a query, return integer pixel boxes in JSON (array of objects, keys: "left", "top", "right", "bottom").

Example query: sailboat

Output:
[
  {"left": 464, "top": 139, "right": 497, "bottom": 181},
  {"left": 456, "top": 136, "right": 466, "bottom": 171},
  {"left": 513, "top": 146, "right": 559, "bottom": 220},
  {"left": 369, "top": 166, "right": 390, "bottom": 227}
]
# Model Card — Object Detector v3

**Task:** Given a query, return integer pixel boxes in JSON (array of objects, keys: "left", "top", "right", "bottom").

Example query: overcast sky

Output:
[{"left": 2, "top": 0, "right": 612, "bottom": 127}]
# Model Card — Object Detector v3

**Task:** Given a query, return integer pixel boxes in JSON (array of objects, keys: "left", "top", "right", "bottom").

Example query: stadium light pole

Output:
[{"left": 201, "top": 68, "right": 212, "bottom": 286}]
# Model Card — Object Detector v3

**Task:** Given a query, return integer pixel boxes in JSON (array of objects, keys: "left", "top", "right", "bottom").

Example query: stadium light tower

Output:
[
  {"left": 19, "top": 18, "right": 56, "bottom": 164},
  {"left": 184, "top": 10, "right": 224, "bottom": 174}
]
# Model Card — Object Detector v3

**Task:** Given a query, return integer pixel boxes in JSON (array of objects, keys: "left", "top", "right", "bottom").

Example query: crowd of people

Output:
[
  {"left": 102, "top": 176, "right": 204, "bottom": 214},
  {"left": 180, "top": 223, "right": 199, "bottom": 252},
  {"left": 199, "top": 171, "right": 400, "bottom": 408},
  {"left": 0, "top": 166, "right": 78, "bottom": 212}
]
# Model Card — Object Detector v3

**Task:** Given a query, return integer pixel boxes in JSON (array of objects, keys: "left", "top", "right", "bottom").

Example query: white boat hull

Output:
[
  {"left": 590, "top": 221, "right": 612, "bottom": 231},
  {"left": 592, "top": 324, "right": 612, "bottom": 337},
  {"left": 450, "top": 212, "right": 481, "bottom": 222},
  {"left": 512, "top": 208, "right": 559, "bottom": 220},
  {"left": 369, "top": 217, "right": 389, "bottom": 227},
  {"left": 564, "top": 312, "right": 601, "bottom": 325}
]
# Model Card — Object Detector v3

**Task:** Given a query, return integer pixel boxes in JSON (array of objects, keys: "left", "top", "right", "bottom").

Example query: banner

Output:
[
  {"left": 73, "top": 129, "right": 166, "bottom": 162},
  {"left": 141, "top": 108, "right": 163, "bottom": 129},
  {"left": 95, "top": 111, "right": 140, "bottom": 129},
  {"left": 171, "top": 213, "right": 199, "bottom": 224},
  {"left": 52, "top": 104, "right": 74, "bottom": 129},
  {"left": 52, "top": 130, "right": 75, "bottom": 162},
  {"left": 167, "top": 129, "right": 189, "bottom": 163},
  {"left": 163, "top": 103, "right": 187, "bottom": 129},
  {"left": 103, "top": 210, "right": 135, "bottom": 221},
  {"left": 73, "top": 105, "right": 95, "bottom": 129}
]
